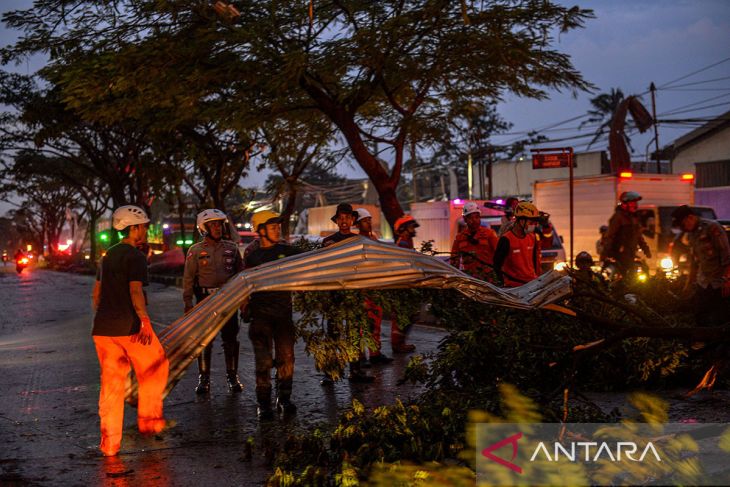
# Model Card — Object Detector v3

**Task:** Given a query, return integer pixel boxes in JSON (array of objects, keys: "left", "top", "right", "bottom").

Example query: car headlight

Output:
[
  {"left": 553, "top": 261, "right": 568, "bottom": 271},
  {"left": 660, "top": 257, "right": 674, "bottom": 271}
]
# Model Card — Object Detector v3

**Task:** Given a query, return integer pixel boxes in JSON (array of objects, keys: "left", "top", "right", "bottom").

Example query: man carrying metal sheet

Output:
[
  {"left": 245, "top": 210, "right": 302, "bottom": 419},
  {"left": 183, "top": 209, "right": 245, "bottom": 395},
  {"left": 92, "top": 205, "right": 168, "bottom": 457}
]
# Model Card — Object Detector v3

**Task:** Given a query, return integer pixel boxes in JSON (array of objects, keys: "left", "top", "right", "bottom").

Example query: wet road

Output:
[{"left": 0, "top": 266, "right": 445, "bottom": 486}]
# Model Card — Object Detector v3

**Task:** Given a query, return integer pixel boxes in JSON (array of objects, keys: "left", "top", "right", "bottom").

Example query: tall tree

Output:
[
  {"left": 580, "top": 88, "right": 634, "bottom": 151},
  {"left": 3, "top": 0, "right": 594, "bottom": 228}
]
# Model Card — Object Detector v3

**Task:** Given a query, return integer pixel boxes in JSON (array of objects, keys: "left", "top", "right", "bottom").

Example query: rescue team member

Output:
[
  {"left": 596, "top": 225, "right": 608, "bottom": 257},
  {"left": 355, "top": 208, "right": 393, "bottom": 365},
  {"left": 245, "top": 210, "right": 302, "bottom": 419},
  {"left": 600, "top": 191, "right": 652, "bottom": 273},
  {"left": 672, "top": 205, "right": 730, "bottom": 327},
  {"left": 321, "top": 203, "right": 375, "bottom": 383},
  {"left": 183, "top": 209, "right": 245, "bottom": 395},
  {"left": 498, "top": 197, "right": 520, "bottom": 236},
  {"left": 389, "top": 215, "right": 419, "bottom": 353},
  {"left": 450, "top": 202, "right": 498, "bottom": 280},
  {"left": 493, "top": 202, "right": 541, "bottom": 287},
  {"left": 92, "top": 205, "right": 168, "bottom": 457},
  {"left": 394, "top": 214, "right": 419, "bottom": 250},
  {"left": 323, "top": 203, "right": 360, "bottom": 247}
]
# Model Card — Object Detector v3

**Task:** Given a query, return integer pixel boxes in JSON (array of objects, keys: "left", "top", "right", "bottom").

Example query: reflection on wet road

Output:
[{"left": 0, "top": 267, "right": 445, "bottom": 485}]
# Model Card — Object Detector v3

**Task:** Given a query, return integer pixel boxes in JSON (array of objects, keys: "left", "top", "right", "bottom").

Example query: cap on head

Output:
[
  {"left": 619, "top": 191, "right": 642, "bottom": 203},
  {"left": 331, "top": 203, "right": 358, "bottom": 223},
  {"left": 355, "top": 208, "right": 372, "bottom": 223},
  {"left": 462, "top": 202, "right": 481, "bottom": 217},
  {"left": 671, "top": 205, "right": 695, "bottom": 228},
  {"left": 576, "top": 251, "right": 594, "bottom": 268},
  {"left": 196, "top": 208, "right": 227, "bottom": 234},
  {"left": 112, "top": 205, "right": 150, "bottom": 230},
  {"left": 599, "top": 225, "right": 608, "bottom": 234},
  {"left": 251, "top": 210, "right": 281, "bottom": 232},
  {"left": 394, "top": 215, "right": 419, "bottom": 233},
  {"left": 513, "top": 201, "right": 539, "bottom": 219}
]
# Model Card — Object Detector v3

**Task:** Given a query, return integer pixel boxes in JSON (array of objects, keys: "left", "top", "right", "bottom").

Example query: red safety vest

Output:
[
  {"left": 451, "top": 227, "right": 499, "bottom": 277},
  {"left": 502, "top": 231, "right": 538, "bottom": 287}
]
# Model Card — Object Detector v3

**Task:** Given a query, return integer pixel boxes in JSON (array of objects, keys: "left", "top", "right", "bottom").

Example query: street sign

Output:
[
  {"left": 532, "top": 151, "right": 573, "bottom": 169},
  {"left": 530, "top": 148, "right": 575, "bottom": 266}
]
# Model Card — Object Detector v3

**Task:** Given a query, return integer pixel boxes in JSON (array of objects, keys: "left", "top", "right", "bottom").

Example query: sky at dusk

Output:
[{"left": 1, "top": 0, "right": 729, "bottom": 215}]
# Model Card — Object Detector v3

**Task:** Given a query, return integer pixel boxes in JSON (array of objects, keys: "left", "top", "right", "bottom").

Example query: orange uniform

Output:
[
  {"left": 494, "top": 231, "right": 539, "bottom": 287},
  {"left": 450, "top": 227, "right": 499, "bottom": 279}
]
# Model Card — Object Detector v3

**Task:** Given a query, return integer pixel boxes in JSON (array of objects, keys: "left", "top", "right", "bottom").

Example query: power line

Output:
[
  {"left": 658, "top": 56, "right": 730, "bottom": 89},
  {"left": 657, "top": 75, "right": 730, "bottom": 90},
  {"left": 657, "top": 91, "right": 730, "bottom": 116},
  {"left": 660, "top": 101, "right": 730, "bottom": 117}
]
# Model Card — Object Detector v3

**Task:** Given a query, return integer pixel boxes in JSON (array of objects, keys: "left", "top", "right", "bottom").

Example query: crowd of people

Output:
[{"left": 90, "top": 195, "right": 729, "bottom": 457}]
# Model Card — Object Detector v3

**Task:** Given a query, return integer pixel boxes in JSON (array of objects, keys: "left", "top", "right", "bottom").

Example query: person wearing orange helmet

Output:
[
  {"left": 450, "top": 202, "right": 498, "bottom": 280},
  {"left": 394, "top": 214, "right": 419, "bottom": 249},
  {"left": 493, "top": 201, "right": 542, "bottom": 287}
]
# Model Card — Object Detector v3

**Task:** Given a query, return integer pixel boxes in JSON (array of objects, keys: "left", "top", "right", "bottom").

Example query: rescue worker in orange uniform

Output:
[
  {"left": 355, "top": 208, "right": 393, "bottom": 365},
  {"left": 493, "top": 201, "right": 541, "bottom": 287},
  {"left": 390, "top": 215, "right": 419, "bottom": 353},
  {"left": 91, "top": 205, "right": 169, "bottom": 457},
  {"left": 450, "top": 202, "right": 499, "bottom": 280},
  {"left": 183, "top": 209, "right": 245, "bottom": 395}
]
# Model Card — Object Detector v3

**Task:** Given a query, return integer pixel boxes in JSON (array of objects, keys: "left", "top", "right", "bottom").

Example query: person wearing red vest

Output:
[
  {"left": 493, "top": 201, "right": 541, "bottom": 287},
  {"left": 450, "top": 202, "right": 498, "bottom": 280}
]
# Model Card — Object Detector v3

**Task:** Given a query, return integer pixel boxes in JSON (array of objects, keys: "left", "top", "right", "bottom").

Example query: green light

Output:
[
  {"left": 184, "top": 239, "right": 193, "bottom": 245},
  {"left": 99, "top": 233, "right": 108, "bottom": 242},
  {"left": 176, "top": 239, "right": 183, "bottom": 245}
]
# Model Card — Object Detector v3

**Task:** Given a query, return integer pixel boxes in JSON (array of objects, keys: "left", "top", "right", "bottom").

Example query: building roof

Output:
[{"left": 672, "top": 110, "right": 730, "bottom": 152}]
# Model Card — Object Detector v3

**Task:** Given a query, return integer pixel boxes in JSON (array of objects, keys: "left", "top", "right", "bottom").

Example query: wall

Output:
[
  {"left": 696, "top": 186, "right": 730, "bottom": 220},
  {"left": 672, "top": 125, "right": 730, "bottom": 175},
  {"left": 490, "top": 151, "right": 606, "bottom": 199}
]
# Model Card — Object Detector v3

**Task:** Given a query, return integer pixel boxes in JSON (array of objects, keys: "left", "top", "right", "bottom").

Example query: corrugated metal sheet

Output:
[{"left": 126, "top": 237, "right": 572, "bottom": 402}]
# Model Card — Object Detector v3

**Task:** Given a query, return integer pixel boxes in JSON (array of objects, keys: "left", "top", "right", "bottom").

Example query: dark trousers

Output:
[
  {"left": 248, "top": 315, "right": 295, "bottom": 394},
  {"left": 695, "top": 286, "right": 730, "bottom": 328}
]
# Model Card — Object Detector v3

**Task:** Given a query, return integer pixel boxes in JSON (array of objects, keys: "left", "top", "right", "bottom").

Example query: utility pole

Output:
[{"left": 650, "top": 82, "right": 661, "bottom": 173}]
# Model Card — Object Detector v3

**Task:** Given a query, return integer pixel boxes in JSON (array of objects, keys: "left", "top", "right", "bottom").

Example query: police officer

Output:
[
  {"left": 671, "top": 205, "right": 730, "bottom": 326},
  {"left": 183, "top": 209, "right": 245, "bottom": 394},
  {"left": 600, "top": 191, "right": 651, "bottom": 274},
  {"left": 245, "top": 210, "right": 302, "bottom": 419}
]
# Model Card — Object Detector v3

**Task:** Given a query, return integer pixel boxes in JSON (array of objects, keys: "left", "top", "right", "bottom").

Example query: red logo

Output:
[{"left": 481, "top": 432, "right": 523, "bottom": 474}]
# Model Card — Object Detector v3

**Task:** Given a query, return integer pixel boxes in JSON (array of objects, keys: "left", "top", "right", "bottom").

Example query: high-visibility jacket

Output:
[
  {"left": 495, "top": 231, "right": 539, "bottom": 287},
  {"left": 450, "top": 227, "right": 499, "bottom": 278}
]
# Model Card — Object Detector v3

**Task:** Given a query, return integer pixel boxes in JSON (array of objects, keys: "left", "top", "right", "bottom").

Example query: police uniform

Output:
[{"left": 183, "top": 238, "right": 244, "bottom": 392}]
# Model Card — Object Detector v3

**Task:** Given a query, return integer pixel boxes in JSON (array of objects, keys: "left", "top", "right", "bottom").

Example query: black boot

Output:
[
  {"left": 195, "top": 345, "right": 212, "bottom": 395},
  {"left": 276, "top": 379, "right": 297, "bottom": 415},
  {"left": 256, "top": 387, "right": 274, "bottom": 421},
  {"left": 223, "top": 341, "right": 244, "bottom": 393}
]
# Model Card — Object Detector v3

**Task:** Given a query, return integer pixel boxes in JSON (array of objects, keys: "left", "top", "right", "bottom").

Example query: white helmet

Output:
[
  {"left": 462, "top": 202, "right": 481, "bottom": 217},
  {"left": 112, "top": 205, "right": 150, "bottom": 230},
  {"left": 197, "top": 209, "right": 228, "bottom": 234},
  {"left": 355, "top": 208, "right": 372, "bottom": 223}
]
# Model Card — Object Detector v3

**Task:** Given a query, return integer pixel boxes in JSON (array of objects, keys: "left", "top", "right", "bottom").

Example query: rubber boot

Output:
[
  {"left": 276, "top": 379, "right": 297, "bottom": 415},
  {"left": 195, "top": 345, "right": 212, "bottom": 395},
  {"left": 223, "top": 341, "right": 244, "bottom": 393},
  {"left": 256, "top": 387, "right": 274, "bottom": 421}
]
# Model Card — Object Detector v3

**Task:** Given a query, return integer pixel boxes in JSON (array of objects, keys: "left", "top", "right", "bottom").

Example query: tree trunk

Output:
[{"left": 280, "top": 182, "right": 297, "bottom": 239}]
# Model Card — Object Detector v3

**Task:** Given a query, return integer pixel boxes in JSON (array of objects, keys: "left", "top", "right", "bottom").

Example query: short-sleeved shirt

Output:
[
  {"left": 182, "top": 239, "right": 244, "bottom": 307},
  {"left": 245, "top": 243, "right": 302, "bottom": 320},
  {"left": 92, "top": 243, "right": 148, "bottom": 336},
  {"left": 322, "top": 231, "right": 358, "bottom": 247}
]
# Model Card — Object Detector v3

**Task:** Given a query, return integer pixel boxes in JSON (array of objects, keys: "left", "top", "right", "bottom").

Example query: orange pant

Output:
[{"left": 93, "top": 333, "right": 169, "bottom": 455}]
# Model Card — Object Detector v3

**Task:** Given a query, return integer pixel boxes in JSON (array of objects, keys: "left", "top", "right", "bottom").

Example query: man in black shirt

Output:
[
  {"left": 91, "top": 205, "right": 168, "bottom": 457},
  {"left": 245, "top": 210, "right": 301, "bottom": 419},
  {"left": 322, "top": 203, "right": 360, "bottom": 247}
]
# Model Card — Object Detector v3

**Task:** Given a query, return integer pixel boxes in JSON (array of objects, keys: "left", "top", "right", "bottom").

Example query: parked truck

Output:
[{"left": 533, "top": 172, "right": 705, "bottom": 272}]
